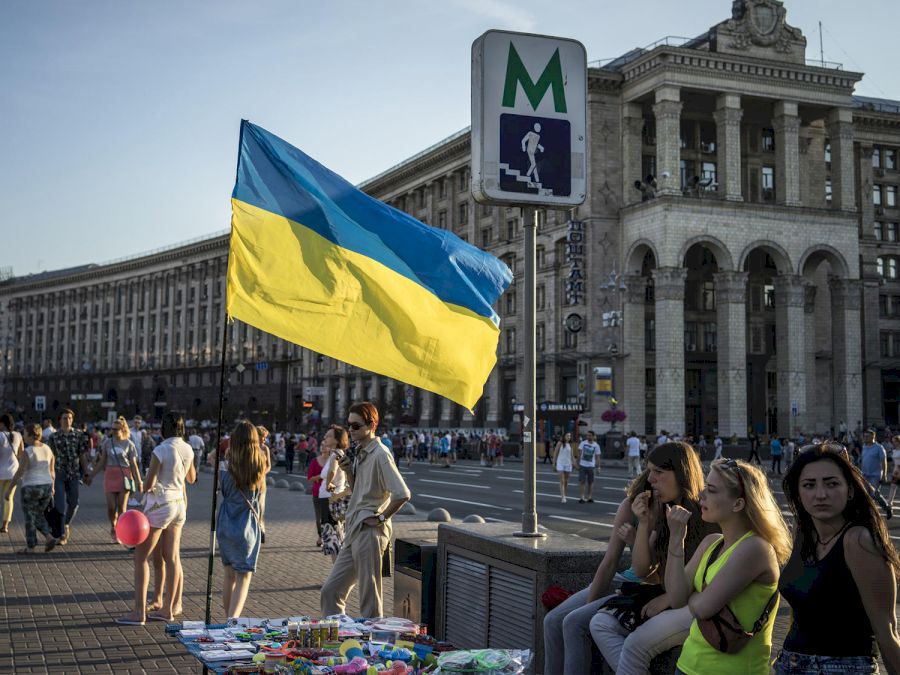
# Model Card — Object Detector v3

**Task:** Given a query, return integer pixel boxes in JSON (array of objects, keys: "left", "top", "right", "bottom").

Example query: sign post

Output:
[{"left": 473, "top": 30, "right": 586, "bottom": 538}]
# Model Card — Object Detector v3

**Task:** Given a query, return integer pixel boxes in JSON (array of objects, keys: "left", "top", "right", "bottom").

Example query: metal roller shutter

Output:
[
  {"left": 487, "top": 567, "right": 533, "bottom": 648},
  {"left": 444, "top": 554, "right": 488, "bottom": 648}
]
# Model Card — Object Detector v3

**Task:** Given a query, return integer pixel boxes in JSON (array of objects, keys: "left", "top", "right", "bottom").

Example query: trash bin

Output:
[{"left": 393, "top": 537, "right": 438, "bottom": 631}]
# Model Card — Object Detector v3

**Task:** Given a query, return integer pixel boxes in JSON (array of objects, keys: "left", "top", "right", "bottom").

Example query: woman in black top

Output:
[{"left": 777, "top": 443, "right": 900, "bottom": 674}]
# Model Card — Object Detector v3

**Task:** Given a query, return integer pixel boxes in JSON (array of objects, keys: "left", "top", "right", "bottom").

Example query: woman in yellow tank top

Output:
[{"left": 665, "top": 458, "right": 792, "bottom": 674}]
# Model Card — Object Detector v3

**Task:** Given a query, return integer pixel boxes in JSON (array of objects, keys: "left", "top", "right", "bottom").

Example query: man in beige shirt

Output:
[{"left": 321, "top": 401, "right": 410, "bottom": 618}]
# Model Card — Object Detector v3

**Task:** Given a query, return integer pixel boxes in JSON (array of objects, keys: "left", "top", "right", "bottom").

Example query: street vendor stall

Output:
[{"left": 167, "top": 615, "right": 531, "bottom": 674}]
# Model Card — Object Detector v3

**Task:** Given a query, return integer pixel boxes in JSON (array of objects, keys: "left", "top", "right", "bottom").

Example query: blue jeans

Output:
[
  {"left": 53, "top": 476, "right": 80, "bottom": 526},
  {"left": 774, "top": 649, "right": 878, "bottom": 674}
]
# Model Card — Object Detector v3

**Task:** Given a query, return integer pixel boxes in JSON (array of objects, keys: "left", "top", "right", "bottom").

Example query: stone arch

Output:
[
  {"left": 625, "top": 239, "right": 660, "bottom": 274},
  {"left": 798, "top": 244, "right": 850, "bottom": 280},
  {"left": 678, "top": 234, "right": 734, "bottom": 271},
  {"left": 737, "top": 240, "right": 794, "bottom": 275}
]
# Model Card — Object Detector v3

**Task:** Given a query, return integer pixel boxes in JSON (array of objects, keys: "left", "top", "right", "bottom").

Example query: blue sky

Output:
[{"left": 3, "top": 0, "right": 898, "bottom": 276}]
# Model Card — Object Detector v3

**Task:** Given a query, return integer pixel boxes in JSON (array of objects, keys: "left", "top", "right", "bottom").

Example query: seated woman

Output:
[
  {"left": 774, "top": 443, "right": 900, "bottom": 674},
  {"left": 543, "top": 469, "right": 649, "bottom": 674},
  {"left": 588, "top": 442, "right": 717, "bottom": 675},
  {"left": 665, "top": 458, "right": 791, "bottom": 674}
]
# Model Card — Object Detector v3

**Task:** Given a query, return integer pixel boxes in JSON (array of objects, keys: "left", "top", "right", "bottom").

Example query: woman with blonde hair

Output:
[
  {"left": 216, "top": 420, "right": 266, "bottom": 619},
  {"left": 86, "top": 416, "right": 142, "bottom": 543},
  {"left": 665, "top": 458, "right": 791, "bottom": 675}
]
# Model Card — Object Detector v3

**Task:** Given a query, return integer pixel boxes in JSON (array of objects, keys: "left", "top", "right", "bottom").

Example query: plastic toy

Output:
[{"left": 115, "top": 510, "right": 149, "bottom": 546}]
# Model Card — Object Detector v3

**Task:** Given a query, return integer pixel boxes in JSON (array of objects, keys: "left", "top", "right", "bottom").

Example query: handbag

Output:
[
  {"left": 113, "top": 443, "right": 137, "bottom": 493},
  {"left": 597, "top": 581, "right": 666, "bottom": 632},
  {"left": 696, "top": 538, "right": 778, "bottom": 654},
  {"left": 328, "top": 490, "right": 352, "bottom": 522}
]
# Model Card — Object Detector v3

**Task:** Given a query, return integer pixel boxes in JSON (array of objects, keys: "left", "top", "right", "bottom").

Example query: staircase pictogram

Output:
[{"left": 499, "top": 163, "right": 554, "bottom": 196}]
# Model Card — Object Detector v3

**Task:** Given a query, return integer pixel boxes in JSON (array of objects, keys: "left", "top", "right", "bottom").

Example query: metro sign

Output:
[{"left": 472, "top": 30, "right": 587, "bottom": 207}]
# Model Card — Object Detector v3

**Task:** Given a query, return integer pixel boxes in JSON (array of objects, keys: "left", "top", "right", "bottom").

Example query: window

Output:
[
  {"left": 505, "top": 328, "right": 516, "bottom": 354},
  {"left": 645, "top": 368, "right": 656, "bottom": 387},
  {"left": 762, "top": 166, "right": 775, "bottom": 201},
  {"left": 764, "top": 284, "right": 776, "bottom": 309},
  {"left": 439, "top": 180, "right": 446, "bottom": 199},
  {"left": 750, "top": 324, "right": 764, "bottom": 354},
  {"left": 881, "top": 295, "right": 890, "bottom": 317},
  {"left": 503, "top": 254, "right": 516, "bottom": 275},
  {"left": 873, "top": 147, "right": 882, "bottom": 168},
  {"left": 684, "top": 322, "right": 698, "bottom": 352},
  {"left": 893, "top": 333, "right": 900, "bottom": 358},
  {"left": 458, "top": 203, "right": 468, "bottom": 225},
  {"left": 505, "top": 290, "right": 516, "bottom": 315},
  {"left": 825, "top": 142, "right": 832, "bottom": 165},
  {"left": 761, "top": 129, "right": 775, "bottom": 152},
  {"left": 536, "top": 284, "right": 545, "bottom": 310},
  {"left": 888, "top": 186, "right": 897, "bottom": 208},
  {"left": 702, "top": 281, "right": 716, "bottom": 311},
  {"left": 703, "top": 322, "right": 717, "bottom": 352},
  {"left": 481, "top": 227, "right": 492, "bottom": 247},
  {"left": 536, "top": 323, "right": 545, "bottom": 352},
  {"left": 874, "top": 185, "right": 883, "bottom": 206},
  {"left": 876, "top": 222, "right": 884, "bottom": 241},
  {"left": 701, "top": 162, "right": 717, "bottom": 187},
  {"left": 878, "top": 257, "right": 885, "bottom": 277},
  {"left": 891, "top": 258, "right": 899, "bottom": 280},
  {"left": 536, "top": 245, "right": 546, "bottom": 268},
  {"left": 825, "top": 180, "right": 832, "bottom": 204},
  {"left": 893, "top": 296, "right": 900, "bottom": 317},
  {"left": 438, "top": 210, "right": 447, "bottom": 228},
  {"left": 887, "top": 149, "right": 897, "bottom": 171},
  {"left": 885, "top": 332, "right": 893, "bottom": 357},
  {"left": 459, "top": 170, "right": 468, "bottom": 193},
  {"left": 506, "top": 218, "right": 518, "bottom": 240},
  {"left": 888, "top": 222, "right": 898, "bottom": 242},
  {"left": 563, "top": 329, "right": 577, "bottom": 349}
]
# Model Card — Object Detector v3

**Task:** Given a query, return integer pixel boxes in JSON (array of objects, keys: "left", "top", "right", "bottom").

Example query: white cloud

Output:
[{"left": 450, "top": 0, "right": 538, "bottom": 32}]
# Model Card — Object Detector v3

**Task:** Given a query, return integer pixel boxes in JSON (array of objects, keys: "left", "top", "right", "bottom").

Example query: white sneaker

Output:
[{"left": 561, "top": 496, "right": 567, "bottom": 504}]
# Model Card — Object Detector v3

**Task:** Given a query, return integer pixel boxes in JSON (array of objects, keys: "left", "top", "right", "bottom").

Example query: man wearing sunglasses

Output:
[{"left": 320, "top": 401, "right": 410, "bottom": 618}]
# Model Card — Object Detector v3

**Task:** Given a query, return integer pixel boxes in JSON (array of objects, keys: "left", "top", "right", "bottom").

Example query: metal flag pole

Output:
[{"left": 515, "top": 206, "right": 543, "bottom": 538}]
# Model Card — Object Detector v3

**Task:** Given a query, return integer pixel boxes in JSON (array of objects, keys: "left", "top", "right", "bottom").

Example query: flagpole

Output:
[
  {"left": 204, "top": 120, "right": 246, "bottom": 627},
  {"left": 204, "top": 288, "right": 231, "bottom": 625}
]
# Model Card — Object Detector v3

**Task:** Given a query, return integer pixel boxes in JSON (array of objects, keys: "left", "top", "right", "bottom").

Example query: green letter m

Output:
[{"left": 501, "top": 43, "right": 567, "bottom": 113}]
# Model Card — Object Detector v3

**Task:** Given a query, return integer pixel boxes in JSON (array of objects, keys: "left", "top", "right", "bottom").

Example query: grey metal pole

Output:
[{"left": 516, "top": 206, "right": 543, "bottom": 538}]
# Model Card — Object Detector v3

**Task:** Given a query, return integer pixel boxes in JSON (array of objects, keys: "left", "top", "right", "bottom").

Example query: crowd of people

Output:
[{"left": 544, "top": 439, "right": 900, "bottom": 674}]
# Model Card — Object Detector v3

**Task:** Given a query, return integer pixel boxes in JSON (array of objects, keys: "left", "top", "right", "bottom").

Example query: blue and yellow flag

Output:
[{"left": 227, "top": 121, "right": 513, "bottom": 410}]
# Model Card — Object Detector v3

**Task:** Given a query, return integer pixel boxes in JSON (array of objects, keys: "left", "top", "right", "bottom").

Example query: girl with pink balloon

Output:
[{"left": 116, "top": 412, "right": 196, "bottom": 626}]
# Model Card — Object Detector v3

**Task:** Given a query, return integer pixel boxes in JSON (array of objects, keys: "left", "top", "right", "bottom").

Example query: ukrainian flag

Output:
[{"left": 227, "top": 121, "right": 513, "bottom": 410}]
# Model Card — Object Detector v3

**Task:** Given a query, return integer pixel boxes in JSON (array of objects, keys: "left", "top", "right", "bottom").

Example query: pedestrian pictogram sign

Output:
[{"left": 471, "top": 30, "right": 587, "bottom": 207}]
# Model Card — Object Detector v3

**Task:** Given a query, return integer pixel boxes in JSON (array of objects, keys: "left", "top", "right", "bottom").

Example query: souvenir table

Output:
[{"left": 166, "top": 615, "right": 531, "bottom": 674}]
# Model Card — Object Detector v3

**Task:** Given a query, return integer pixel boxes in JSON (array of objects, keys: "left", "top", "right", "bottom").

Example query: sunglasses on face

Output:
[
  {"left": 718, "top": 457, "right": 745, "bottom": 493},
  {"left": 347, "top": 422, "right": 365, "bottom": 431}
]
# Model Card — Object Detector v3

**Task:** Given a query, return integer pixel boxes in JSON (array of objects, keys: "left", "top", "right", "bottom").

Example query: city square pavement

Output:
[{"left": 0, "top": 456, "right": 890, "bottom": 673}]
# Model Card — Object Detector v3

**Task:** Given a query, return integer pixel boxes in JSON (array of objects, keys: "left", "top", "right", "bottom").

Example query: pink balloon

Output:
[{"left": 116, "top": 510, "right": 150, "bottom": 546}]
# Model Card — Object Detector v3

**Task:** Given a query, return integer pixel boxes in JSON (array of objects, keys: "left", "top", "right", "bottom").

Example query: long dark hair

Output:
[
  {"left": 783, "top": 443, "right": 900, "bottom": 571},
  {"left": 646, "top": 441, "right": 711, "bottom": 573}
]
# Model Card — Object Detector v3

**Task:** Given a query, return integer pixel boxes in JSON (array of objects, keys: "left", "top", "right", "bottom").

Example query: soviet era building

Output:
[{"left": 2, "top": 0, "right": 900, "bottom": 438}]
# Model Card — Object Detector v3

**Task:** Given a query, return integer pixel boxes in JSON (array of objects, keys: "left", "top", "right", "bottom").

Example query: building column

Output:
[
  {"left": 803, "top": 284, "right": 819, "bottom": 433},
  {"left": 652, "top": 87, "right": 683, "bottom": 196},
  {"left": 543, "top": 360, "right": 560, "bottom": 403},
  {"left": 622, "top": 274, "right": 646, "bottom": 434},
  {"left": 622, "top": 103, "right": 644, "bottom": 205},
  {"left": 861, "top": 273, "right": 885, "bottom": 426},
  {"left": 485, "top": 369, "right": 501, "bottom": 428},
  {"left": 420, "top": 390, "right": 435, "bottom": 427},
  {"left": 337, "top": 373, "right": 349, "bottom": 419},
  {"left": 714, "top": 94, "right": 743, "bottom": 202},
  {"left": 827, "top": 108, "right": 857, "bottom": 212},
  {"left": 774, "top": 274, "right": 806, "bottom": 436},
  {"left": 830, "top": 278, "right": 863, "bottom": 429},
  {"left": 859, "top": 145, "right": 877, "bottom": 238},
  {"left": 653, "top": 267, "right": 687, "bottom": 434},
  {"left": 715, "top": 271, "right": 748, "bottom": 438},
  {"left": 773, "top": 101, "right": 801, "bottom": 207}
]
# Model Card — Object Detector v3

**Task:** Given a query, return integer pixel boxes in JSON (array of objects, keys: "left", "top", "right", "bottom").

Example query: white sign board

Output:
[
  {"left": 472, "top": 30, "right": 587, "bottom": 207},
  {"left": 304, "top": 386, "right": 327, "bottom": 398},
  {"left": 34, "top": 395, "right": 46, "bottom": 412}
]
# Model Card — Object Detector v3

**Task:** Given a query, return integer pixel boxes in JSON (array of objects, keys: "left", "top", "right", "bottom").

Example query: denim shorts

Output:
[{"left": 774, "top": 650, "right": 878, "bottom": 674}]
